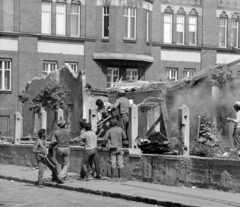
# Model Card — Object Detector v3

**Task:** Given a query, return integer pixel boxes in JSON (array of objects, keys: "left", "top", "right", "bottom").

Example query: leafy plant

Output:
[
  {"left": 198, "top": 112, "right": 220, "bottom": 147},
  {"left": 19, "top": 80, "right": 70, "bottom": 113},
  {"left": 190, "top": 142, "right": 215, "bottom": 157}
]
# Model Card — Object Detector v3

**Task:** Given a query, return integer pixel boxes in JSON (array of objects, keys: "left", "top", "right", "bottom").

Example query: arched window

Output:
[
  {"left": 219, "top": 11, "right": 228, "bottom": 47},
  {"left": 189, "top": 9, "right": 198, "bottom": 45},
  {"left": 71, "top": 0, "right": 81, "bottom": 37},
  {"left": 230, "top": 12, "right": 239, "bottom": 47},
  {"left": 176, "top": 7, "right": 186, "bottom": 44},
  {"left": 41, "top": 0, "right": 52, "bottom": 34},
  {"left": 163, "top": 6, "right": 173, "bottom": 44}
]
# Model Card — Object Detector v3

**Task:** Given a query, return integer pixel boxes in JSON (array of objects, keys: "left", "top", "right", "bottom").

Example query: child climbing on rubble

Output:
[{"left": 103, "top": 118, "right": 126, "bottom": 179}]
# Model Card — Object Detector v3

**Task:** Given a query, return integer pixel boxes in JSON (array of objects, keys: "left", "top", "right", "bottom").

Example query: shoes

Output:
[
  {"left": 57, "top": 178, "right": 65, "bottom": 184},
  {"left": 95, "top": 175, "right": 101, "bottom": 179}
]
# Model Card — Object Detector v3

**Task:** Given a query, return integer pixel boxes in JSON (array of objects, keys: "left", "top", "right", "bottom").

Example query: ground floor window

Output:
[
  {"left": 43, "top": 61, "right": 57, "bottom": 75},
  {"left": 65, "top": 62, "right": 78, "bottom": 72},
  {"left": 0, "top": 60, "right": 11, "bottom": 91},
  {"left": 166, "top": 68, "right": 178, "bottom": 81},
  {"left": 0, "top": 116, "right": 10, "bottom": 135},
  {"left": 107, "top": 68, "right": 119, "bottom": 88},
  {"left": 126, "top": 69, "right": 138, "bottom": 81},
  {"left": 183, "top": 69, "right": 195, "bottom": 78}
]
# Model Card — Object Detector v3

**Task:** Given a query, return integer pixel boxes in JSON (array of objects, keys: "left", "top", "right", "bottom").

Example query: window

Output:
[
  {"left": 41, "top": 2, "right": 51, "bottom": 34},
  {"left": 219, "top": 12, "right": 228, "bottom": 47},
  {"left": 107, "top": 68, "right": 119, "bottom": 88},
  {"left": 66, "top": 62, "right": 78, "bottom": 72},
  {"left": 0, "top": 116, "right": 10, "bottom": 135},
  {"left": 231, "top": 13, "right": 239, "bottom": 47},
  {"left": 164, "top": 12, "right": 172, "bottom": 43},
  {"left": 56, "top": 4, "right": 66, "bottom": 35},
  {"left": 102, "top": 7, "right": 109, "bottom": 38},
  {"left": 146, "top": 10, "right": 149, "bottom": 42},
  {"left": 43, "top": 62, "right": 57, "bottom": 75},
  {"left": 71, "top": 4, "right": 80, "bottom": 36},
  {"left": 124, "top": 7, "right": 136, "bottom": 39},
  {"left": 177, "top": 14, "right": 185, "bottom": 44},
  {"left": 0, "top": 60, "right": 11, "bottom": 91},
  {"left": 183, "top": 69, "right": 195, "bottom": 78},
  {"left": 166, "top": 68, "right": 178, "bottom": 81},
  {"left": 126, "top": 69, "right": 138, "bottom": 81},
  {"left": 189, "top": 16, "right": 197, "bottom": 45}
]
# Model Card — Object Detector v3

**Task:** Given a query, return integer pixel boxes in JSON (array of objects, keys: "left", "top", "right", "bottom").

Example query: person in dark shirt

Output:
[
  {"left": 111, "top": 89, "right": 130, "bottom": 145},
  {"left": 104, "top": 118, "right": 126, "bottom": 179},
  {"left": 33, "top": 129, "right": 63, "bottom": 187},
  {"left": 51, "top": 118, "right": 71, "bottom": 181}
]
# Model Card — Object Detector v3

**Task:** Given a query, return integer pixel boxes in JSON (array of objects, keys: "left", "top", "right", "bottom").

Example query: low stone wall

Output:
[{"left": 1, "top": 144, "right": 240, "bottom": 193}]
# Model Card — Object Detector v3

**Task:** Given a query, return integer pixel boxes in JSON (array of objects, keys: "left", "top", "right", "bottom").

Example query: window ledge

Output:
[
  {"left": 123, "top": 38, "right": 137, "bottom": 43},
  {"left": 101, "top": 38, "right": 109, "bottom": 42},
  {"left": 0, "top": 91, "right": 12, "bottom": 94}
]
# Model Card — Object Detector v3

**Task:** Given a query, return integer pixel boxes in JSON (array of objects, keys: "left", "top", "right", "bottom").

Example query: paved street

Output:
[{"left": 0, "top": 180, "right": 155, "bottom": 207}]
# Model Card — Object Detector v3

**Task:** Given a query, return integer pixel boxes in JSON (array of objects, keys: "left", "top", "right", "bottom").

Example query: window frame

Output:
[
  {"left": 230, "top": 17, "right": 239, "bottom": 48},
  {"left": 65, "top": 62, "right": 78, "bottom": 73},
  {"left": 163, "top": 13, "right": 173, "bottom": 44},
  {"left": 102, "top": 6, "right": 110, "bottom": 39},
  {"left": 0, "top": 115, "right": 10, "bottom": 135},
  {"left": 219, "top": 13, "right": 228, "bottom": 48},
  {"left": 126, "top": 69, "right": 138, "bottom": 81},
  {"left": 166, "top": 68, "right": 178, "bottom": 81},
  {"left": 107, "top": 68, "right": 119, "bottom": 88},
  {"left": 41, "top": 2, "right": 51, "bottom": 34},
  {"left": 43, "top": 61, "right": 58, "bottom": 75},
  {"left": 123, "top": 7, "right": 137, "bottom": 40},
  {"left": 146, "top": 10, "right": 149, "bottom": 42},
  {"left": 56, "top": 3, "right": 66, "bottom": 36},
  {"left": 176, "top": 14, "right": 185, "bottom": 45},
  {"left": 0, "top": 59, "right": 12, "bottom": 91},
  {"left": 183, "top": 69, "right": 195, "bottom": 78},
  {"left": 189, "top": 15, "right": 197, "bottom": 45},
  {"left": 71, "top": 4, "right": 80, "bottom": 37}
]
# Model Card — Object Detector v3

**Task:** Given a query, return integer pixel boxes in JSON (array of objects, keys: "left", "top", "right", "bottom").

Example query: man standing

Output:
[
  {"left": 104, "top": 118, "right": 126, "bottom": 179},
  {"left": 80, "top": 123, "right": 101, "bottom": 180},
  {"left": 51, "top": 118, "right": 71, "bottom": 181},
  {"left": 33, "top": 129, "right": 63, "bottom": 186},
  {"left": 111, "top": 89, "right": 130, "bottom": 143}
]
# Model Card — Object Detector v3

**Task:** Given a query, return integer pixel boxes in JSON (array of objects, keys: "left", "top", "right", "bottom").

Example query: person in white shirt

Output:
[{"left": 227, "top": 101, "right": 240, "bottom": 149}]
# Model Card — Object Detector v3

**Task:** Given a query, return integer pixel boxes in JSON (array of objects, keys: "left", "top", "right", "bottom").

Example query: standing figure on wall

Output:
[
  {"left": 111, "top": 89, "right": 130, "bottom": 146},
  {"left": 227, "top": 101, "right": 240, "bottom": 149},
  {"left": 51, "top": 119, "right": 71, "bottom": 182}
]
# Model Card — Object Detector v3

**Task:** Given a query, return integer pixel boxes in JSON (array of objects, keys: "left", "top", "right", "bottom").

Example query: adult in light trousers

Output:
[
  {"left": 227, "top": 101, "right": 240, "bottom": 149},
  {"left": 51, "top": 118, "right": 71, "bottom": 181}
]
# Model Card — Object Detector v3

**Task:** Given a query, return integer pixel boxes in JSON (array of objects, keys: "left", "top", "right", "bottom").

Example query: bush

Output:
[{"left": 190, "top": 142, "right": 215, "bottom": 157}]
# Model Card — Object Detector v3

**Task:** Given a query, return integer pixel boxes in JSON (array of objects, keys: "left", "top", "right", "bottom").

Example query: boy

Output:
[
  {"left": 104, "top": 118, "right": 126, "bottom": 179},
  {"left": 80, "top": 123, "right": 101, "bottom": 180},
  {"left": 33, "top": 129, "right": 63, "bottom": 187}
]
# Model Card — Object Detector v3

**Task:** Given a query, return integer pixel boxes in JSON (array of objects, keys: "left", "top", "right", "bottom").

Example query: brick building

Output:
[{"left": 1, "top": 0, "right": 240, "bottom": 135}]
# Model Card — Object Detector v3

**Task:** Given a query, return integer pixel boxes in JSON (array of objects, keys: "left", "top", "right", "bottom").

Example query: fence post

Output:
[
  {"left": 89, "top": 108, "right": 98, "bottom": 132},
  {"left": 178, "top": 105, "right": 190, "bottom": 155},
  {"left": 40, "top": 108, "right": 47, "bottom": 130},
  {"left": 129, "top": 104, "right": 141, "bottom": 156},
  {"left": 14, "top": 112, "right": 23, "bottom": 144}
]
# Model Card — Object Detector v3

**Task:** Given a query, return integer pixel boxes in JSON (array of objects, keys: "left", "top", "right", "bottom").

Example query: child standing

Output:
[
  {"left": 104, "top": 118, "right": 126, "bottom": 179},
  {"left": 33, "top": 129, "right": 63, "bottom": 186}
]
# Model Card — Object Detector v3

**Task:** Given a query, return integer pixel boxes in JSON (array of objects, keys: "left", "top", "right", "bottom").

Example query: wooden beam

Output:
[{"left": 226, "top": 58, "right": 240, "bottom": 68}]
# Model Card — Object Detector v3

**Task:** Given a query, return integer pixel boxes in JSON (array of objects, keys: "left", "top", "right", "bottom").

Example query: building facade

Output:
[{"left": 1, "top": 0, "right": 240, "bottom": 135}]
